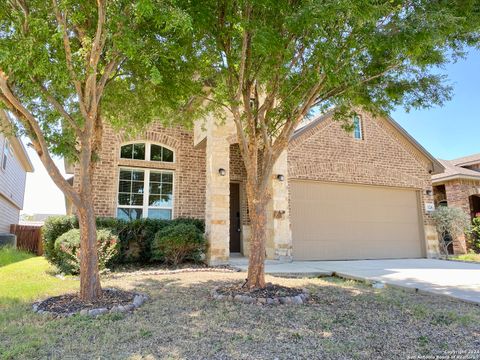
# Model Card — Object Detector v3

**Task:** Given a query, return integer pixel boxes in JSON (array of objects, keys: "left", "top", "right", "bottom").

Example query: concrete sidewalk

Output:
[{"left": 230, "top": 257, "right": 480, "bottom": 304}]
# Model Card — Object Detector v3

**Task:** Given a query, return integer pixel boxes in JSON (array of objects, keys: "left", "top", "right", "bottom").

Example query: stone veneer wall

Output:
[
  {"left": 72, "top": 123, "right": 206, "bottom": 219},
  {"left": 288, "top": 110, "right": 439, "bottom": 258}
]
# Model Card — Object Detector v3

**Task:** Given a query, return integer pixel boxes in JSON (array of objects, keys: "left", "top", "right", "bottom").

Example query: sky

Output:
[{"left": 20, "top": 48, "right": 480, "bottom": 216}]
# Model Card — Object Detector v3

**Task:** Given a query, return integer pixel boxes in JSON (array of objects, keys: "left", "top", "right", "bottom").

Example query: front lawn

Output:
[
  {"left": 1, "top": 250, "right": 479, "bottom": 359},
  {"left": 452, "top": 253, "right": 480, "bottom": 263}
]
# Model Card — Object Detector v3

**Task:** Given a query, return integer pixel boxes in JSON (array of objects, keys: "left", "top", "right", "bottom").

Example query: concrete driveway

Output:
[{"left": 230, "top": 257, "right": 480, "bottom": 304}]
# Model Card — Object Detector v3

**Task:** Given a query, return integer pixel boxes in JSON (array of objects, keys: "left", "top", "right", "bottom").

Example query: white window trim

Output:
[
  {"left": 1, "top": 138, "right": 10, "bottom": 171},
  {"left": 119, "top": 141, "right": 175, "bottom": 163},
  {"left": 116, "top": 166, "right": 175, "bottom": 220},
  {"left": 353, "top": 115, "right": 363, "bottom": 140}
]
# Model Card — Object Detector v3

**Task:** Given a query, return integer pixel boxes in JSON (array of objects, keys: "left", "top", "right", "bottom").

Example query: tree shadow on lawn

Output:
[{"left": 2, "top": 274, "right": 480, "bottom": 360}]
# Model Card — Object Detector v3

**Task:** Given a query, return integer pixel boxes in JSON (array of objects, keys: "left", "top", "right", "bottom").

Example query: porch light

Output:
[
  {"left": 426, "top": 189, "right": 432, "bottom": 196},
  {"left": 277, "top": 174, "right": 285, "bottom": 182},
  {"left": 218, "top": 168, "right": 226, "bottom": 176}
]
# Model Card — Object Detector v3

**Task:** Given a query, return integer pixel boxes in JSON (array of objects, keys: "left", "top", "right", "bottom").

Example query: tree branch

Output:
[
  {"left": 32, "top": 77, "right": 83, "bottom": 136},
  {"left": 0, "top": 72, "right": 81, "bottom": 206}
]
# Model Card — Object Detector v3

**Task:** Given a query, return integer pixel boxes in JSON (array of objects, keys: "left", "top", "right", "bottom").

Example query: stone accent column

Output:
[
  {"left": 266, "top": 150, "right": 292, "bottom": 260},
  {"left": 205, "top": 116, "right": 235, "bottom": 265}
]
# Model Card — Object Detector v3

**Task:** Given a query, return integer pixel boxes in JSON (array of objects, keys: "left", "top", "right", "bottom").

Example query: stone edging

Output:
[
  {"left": 32, "top": 290, "right": 148, "bottom": 317},
  {"left": 211, "top": 287, "right": 310, "bottom": 305}
]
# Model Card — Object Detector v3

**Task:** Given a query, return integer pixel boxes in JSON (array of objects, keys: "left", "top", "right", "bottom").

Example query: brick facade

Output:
[
  {"left": 289, "top": 110, "right": 439, "bottom": 257},
  {"left": 73, "top": 123, "right": 206, "bottom": 219},
  {"left": 71, "top": 109, "right": 440, "bottom": 260}
]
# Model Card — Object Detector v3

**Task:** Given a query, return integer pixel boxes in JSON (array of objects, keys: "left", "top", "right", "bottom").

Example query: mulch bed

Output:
[
  {"left": 213, "top": 282, "right": 310, "bottom": 305},
  {"left": 33, "top": 288, "right": 147, "bottom": 317}
]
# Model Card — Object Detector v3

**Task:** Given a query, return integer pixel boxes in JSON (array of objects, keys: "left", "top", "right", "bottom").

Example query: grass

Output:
[
  {"left": 452, "top": 253, "right": 480, "bottom": 263},
  {"left": 0, "top": 249, "right": 479, "bottom": 359},
  {"left": 0, "top": 246, "right": 34, "bottom": 267},
  {"left": 0, "top": 248, "right": 78, "bottom": 304}
]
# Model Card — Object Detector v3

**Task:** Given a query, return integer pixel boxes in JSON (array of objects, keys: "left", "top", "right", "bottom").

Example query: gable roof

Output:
[
  {"left": 432, "top": 158, "right": 480, "bottom": 183},
  {"left": 291, "top": 110, "right": 444, "bottom": 175},
  {"left": 450, "top": 153, "right": 480, "bottom": 167}
]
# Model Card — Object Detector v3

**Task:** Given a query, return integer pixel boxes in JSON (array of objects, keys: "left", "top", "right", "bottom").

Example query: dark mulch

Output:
[
  {"left": 216, "top": 282, "right": 304, "bottom": 299},
  {"left": 37, "top": 289, "right": 135, "bottom": 314}
]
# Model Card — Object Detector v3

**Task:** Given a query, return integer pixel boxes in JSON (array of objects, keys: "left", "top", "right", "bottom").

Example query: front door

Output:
[{"left": 229, "top": 183, "right": 241, "bottom": 253}]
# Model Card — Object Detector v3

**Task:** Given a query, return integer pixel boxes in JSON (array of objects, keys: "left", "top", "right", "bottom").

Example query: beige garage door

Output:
[{"left": 290, "top": 181, "right": 424, "bottom": 260}]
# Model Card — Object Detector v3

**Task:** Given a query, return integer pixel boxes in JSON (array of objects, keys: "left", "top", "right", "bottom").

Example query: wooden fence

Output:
[{"left": 10, "top": 224, "right": 43, "bottom": 255}]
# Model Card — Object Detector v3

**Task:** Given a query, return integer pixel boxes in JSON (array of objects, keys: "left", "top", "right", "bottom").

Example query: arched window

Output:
[{"left": 120, "top": 142, "right": 174, "bottom": 163}]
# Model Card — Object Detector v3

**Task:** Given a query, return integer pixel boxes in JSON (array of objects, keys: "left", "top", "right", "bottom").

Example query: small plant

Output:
[
  {"left": 42, "top": 216, "right": 78, "bottom": 263},
  {"left": 151, "top": 223, "right": 206, "bottom": 265},
  {"left": 431, "top": 207, "right": 471, "bottom": 256},
  {"left": 467, "top": 216, "right": 480, "bottom": 253},
  {"left": 53, "top": 229, "right": 119, "bottom": 274}
]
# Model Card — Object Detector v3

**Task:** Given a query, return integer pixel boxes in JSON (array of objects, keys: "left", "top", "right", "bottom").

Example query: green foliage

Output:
[
  {"left": 431, "top": 207, "right": 471, "bottom": 255},
  {"left": 0, "top": 246, "right": 34, "bottom": 267},
  {"left": 42, "top": 215, "right": 78, "bottom": 263},
  {"left": 151, "top": 223, "right": 206, "bottom": 265},
  {"left": 468, "top": 216, "right": 480, "bottom": 253},
  {"left": 0, "top": 0, "right": 203, "bottom": 161},
  {"left": 42, "top": 216, "right": 205, "bottom": 264},
  {"left": 53, "top": 229, "right": 119, "bottom": 274},
  {"left": 180, "top": 0, "right": 480, "bottom": 133}
]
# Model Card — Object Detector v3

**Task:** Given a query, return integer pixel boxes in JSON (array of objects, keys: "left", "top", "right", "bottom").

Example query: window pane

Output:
[
  {"left": 118, "top": 193, "right": 130, "bottom": 206},
  {"left": 132, "top": 170, "right": 144, "bottom": 181},
  {"left": 149, "top": 183, "right": 161, "bottom": 195},
  {"left": 150, "top": 145, "right": 163, "bottom": 161},
  {"left": 120, "top": 144, "right": 133, "bottom": 159},
  {"left": 150, "top": 172, "right": 162, "bottom": 183},
  {"left": 119, "top": 169, "right": 132, "bottom": 180},
  {"left": 117, "top": 208, "right": 143, "bottom": 220},
  {"left": 149, "top": 195, "right": 161, "bottom": 206},
  {"left": 132, "top": 143, "right": 145, "bottom": 160},
  {"left": 118, "top": 180, "right": 131, "bottom": 193},
  {"left": 148, "top": 209, "right": 172, "bottom": 220},
  {"left": 162, "top": 173, "right": 173, "bottom": 183},
  {"left": 159, "top": 194, "right": 173, "bottom": 207},
  {"left": 131, "top": 194, "right": 144, "bottom": 206},
  {"left": 132, "top": 181, "right": 144, "bottom": 194},
  {"left": 162, "top": 183, "right": 173, "bottom": 195},
  {"left": 163, "top": 148, "right": 174, "bottom": 162}
]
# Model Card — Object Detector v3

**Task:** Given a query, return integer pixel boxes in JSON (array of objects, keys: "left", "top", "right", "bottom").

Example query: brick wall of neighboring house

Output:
[
  {"left": 0, "top": 133, "right": 27, "bottom": 232},
  {"left": 288, "top": 110, "right": 436, "bottom": 253},
  {"left": 443, "top": 179, "right": 480, "bottom": 253},
  {"left": 72, "top": 123, "right": 206, "bottom": 219}
]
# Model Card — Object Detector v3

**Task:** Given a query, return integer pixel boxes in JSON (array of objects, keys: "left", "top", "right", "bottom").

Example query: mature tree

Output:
[
  {"left": 183, "top": 0, "right": 480, "bottom": 288},
  {"left": 0, "top": 0, "right": 199, "bottom": 300}
]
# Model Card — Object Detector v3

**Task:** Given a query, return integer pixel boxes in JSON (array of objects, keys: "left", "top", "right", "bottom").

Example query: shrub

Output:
[
  {"left": 42, "top": 215, "right": 205, "bottom": 264},
  {"left": 468, "top": 216, "right": 480, "bottom": 253},
  {"left": 53, "top": 229, "right": 119, "bottom": 274},
  {"left": 431, "top": 207, "right": 471, "bottom": 255},
  {"left": 42, "top": 215, "right": 78, "bottom": 262},
  {"left": 151, "top": 223, "right": 206, "bottom": 265}
]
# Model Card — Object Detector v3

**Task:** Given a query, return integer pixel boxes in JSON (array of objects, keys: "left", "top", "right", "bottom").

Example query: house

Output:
[
  {"left": 0, "top": 111, "right": 34, "bottom": 233},
  {"left": 66, "top": 109, "right": 443, "bottom": 263},
  {"left": 432, "top": 154, "right": 480, "bottom": 253}
]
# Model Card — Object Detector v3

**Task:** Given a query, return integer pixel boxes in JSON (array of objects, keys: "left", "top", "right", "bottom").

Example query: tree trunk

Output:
[
  {"left": 77, "top": 185, "right": 102, "bottom": 301},
  {"left": 246, "top": 198, "right": 268, "bottom": 288}
]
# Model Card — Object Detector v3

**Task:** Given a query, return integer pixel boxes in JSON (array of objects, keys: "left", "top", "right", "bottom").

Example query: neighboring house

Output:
[
  {"left": 432, "top": 154, "right": 480, "bottom": 253},
  {"left": 19, "top": 213, "right": 64, "bottom": 226},
  {"left": 66, "top": 109, "right": 443, "bottom": 263},
  {"left": 0, "top": 114, "right": 34, "bottom": 233}
]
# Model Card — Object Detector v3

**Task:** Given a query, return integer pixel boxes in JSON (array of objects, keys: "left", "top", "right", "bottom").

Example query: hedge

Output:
[{"left": 43, "top": 216, "right": 204, "bottom": 264}]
